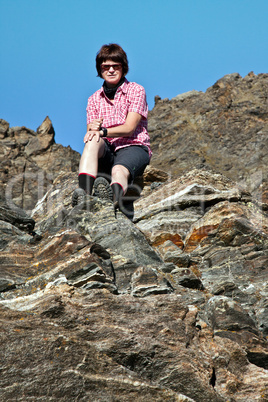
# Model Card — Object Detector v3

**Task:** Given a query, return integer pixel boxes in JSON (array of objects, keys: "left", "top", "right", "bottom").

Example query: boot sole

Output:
[{"left": 93, "top": 177, "right": 113, "bottom": 202}]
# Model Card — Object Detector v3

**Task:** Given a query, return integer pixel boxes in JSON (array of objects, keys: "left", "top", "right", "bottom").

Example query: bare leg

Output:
[
  {"left": 111, "top": 164, "right": 130, "bottom": 193},
  {"left": 79, "top": 137, "right": 106, "bottom": 176}
]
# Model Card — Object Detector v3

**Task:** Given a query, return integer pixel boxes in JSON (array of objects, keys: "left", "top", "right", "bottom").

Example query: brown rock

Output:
[
  {"left": 0, "top": 117, "right": 80, "bottom": 210},
  {"left": 1, "top": 72, "right": 268, "bottom": 401},
  {"left": 25, "top": 116, "right": 55, "bottom": 156},
  {"left": 148, "top": 73, "right": 268, "bottom": 201},
  {"left": 1, "top": 166, "right": 268, "bottom": 401}
]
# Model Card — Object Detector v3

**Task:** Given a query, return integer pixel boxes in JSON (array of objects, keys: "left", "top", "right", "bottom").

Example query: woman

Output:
[{"left": 72, "top": 43, "right": 151, "bottom": 219}]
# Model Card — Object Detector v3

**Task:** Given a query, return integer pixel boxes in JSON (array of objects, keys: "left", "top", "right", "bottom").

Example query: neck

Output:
[
  {"left": 103, "top": 77, "right": 125, "bottom": 99},
  {"left": 105, "top": 82, "right": 118, "bottom": 89}
]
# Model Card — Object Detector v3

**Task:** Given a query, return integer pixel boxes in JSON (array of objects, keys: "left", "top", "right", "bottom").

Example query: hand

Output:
[
  {"left": 89, "top": 118, "right": 103, "bottom": 131},
  {"left": 84, "top": 130, "right": 102, "bottom": 143}
]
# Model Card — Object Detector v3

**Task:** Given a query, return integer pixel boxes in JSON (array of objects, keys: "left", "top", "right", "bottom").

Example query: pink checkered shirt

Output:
[{"left": 86, "top": 78, "right": 152, "bottom": 157}]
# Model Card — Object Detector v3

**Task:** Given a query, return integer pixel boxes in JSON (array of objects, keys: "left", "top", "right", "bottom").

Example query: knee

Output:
[
  {"left": 83, "top": 137, "right": 103, "bottom": 155},
  {"left": 112, "top": 164, "right": 130, "bottom": 178}
]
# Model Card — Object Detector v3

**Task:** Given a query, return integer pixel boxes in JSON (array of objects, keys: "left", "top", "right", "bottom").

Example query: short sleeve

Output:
[
  {"left": 86, "top": 95, "right": 99, "bottom": 125},
  {"left": 127, "top": 85, "right": 148, "bottom": 119}
]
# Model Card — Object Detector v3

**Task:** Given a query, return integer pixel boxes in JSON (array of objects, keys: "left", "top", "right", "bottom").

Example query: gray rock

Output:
[
  {"left": 1, "top": 73, "right": 268, "bottom": 401},
  {"left": 148, "top": 72, "right": 268, "bottom": 201},
  {"left": 205, "top": 295, "right": 258, "bottom": 333},
  {"left": 0, "top": 199, "right": 35, "bottom": 232}
]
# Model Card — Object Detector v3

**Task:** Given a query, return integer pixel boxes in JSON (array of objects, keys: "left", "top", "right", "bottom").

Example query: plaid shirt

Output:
[{"left": 86, "top": 78, "right": 151, "bottom": 157}]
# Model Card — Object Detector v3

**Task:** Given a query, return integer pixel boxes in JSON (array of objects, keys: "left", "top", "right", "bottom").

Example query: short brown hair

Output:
[{"left": 96, "top": 43, "right": 129, "bottom": 77}]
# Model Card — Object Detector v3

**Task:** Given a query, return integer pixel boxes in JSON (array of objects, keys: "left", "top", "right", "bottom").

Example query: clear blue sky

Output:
[{"left": 1, "top": 0, "right": 267, "bottom": 155}]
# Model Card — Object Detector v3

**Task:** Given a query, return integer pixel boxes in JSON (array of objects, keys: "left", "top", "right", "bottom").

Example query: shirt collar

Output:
[
  {"left": 100, "top": 77, "right": 128, "bottom": 96},
  {"left": 120, "top": 78, "right": 128, "bottom": 94}
]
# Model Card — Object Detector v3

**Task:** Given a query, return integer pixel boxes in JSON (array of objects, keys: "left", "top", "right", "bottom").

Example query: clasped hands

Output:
[{"left": 84, "top": 118, "right": 104, "bottom": 143}]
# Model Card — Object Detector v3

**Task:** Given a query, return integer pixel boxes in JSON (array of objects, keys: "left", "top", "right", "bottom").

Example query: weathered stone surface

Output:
[
  {"left": 1, "top": 299, "right": 197, "bottom": 402},
  {"left": 149, "top": 72, "right": 268, "bottom": 201},
  {"left": 0, "top": 118, "right": 9, "bottom": 138},
  {"left": 134, "top": 169, "right": 251, "bottom": 250},
  {"left": 1, "top": 167, "right": 268, "bottom": 401},
  {"left": 0, "top": 197, "right": 35, "bottom": 233},
  {"left": 135, "top": 169, "right": 268, "bottom": 337},
  {"left": 1, "top": 72, "right": 268, "bottom": 401},
  {"left": 0, "top": 117, "right": 80, "bottom": 210}
]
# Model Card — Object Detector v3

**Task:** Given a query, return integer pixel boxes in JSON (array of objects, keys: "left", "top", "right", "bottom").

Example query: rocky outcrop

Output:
[
  {"left": 1, "top": 72, "right": 267, "bottom": 401},
  {"left": 1, "top": 168, "right": 267, "bottom": 401},
  {"left": 0, "top": 117, "right": 80, "bottom": 210},
  {"left": 149, "top": 72, "right": 268, "bottom": 204},
  {"left": 1, "top": 72, "right": 267, "bottom": 211}
]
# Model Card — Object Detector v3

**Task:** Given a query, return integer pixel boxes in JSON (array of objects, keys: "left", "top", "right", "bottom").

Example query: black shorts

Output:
[{"left": 98, "top": 142, "right": 150, "bottom": 183}]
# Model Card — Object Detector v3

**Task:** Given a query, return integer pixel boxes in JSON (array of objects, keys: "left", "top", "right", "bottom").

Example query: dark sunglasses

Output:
[{"left": 101, "top": 64, "right": 122, "bottom": 71}]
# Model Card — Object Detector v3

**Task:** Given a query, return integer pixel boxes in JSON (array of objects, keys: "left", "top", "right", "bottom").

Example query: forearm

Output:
[
  {"left": 84, "top": 123, "right": 132, "bottom": 143},
  {"left": 104, "top": 123, "right": 135, "bottom": 138},
  {"left": 86, "top": 122, "right": 132, "bottom": 138},
  {"left": 85, "top": 112, "right": 143, "bottom": 142},
  {"left": 102, "top": 112, "right": 142, "bottom": 138}
]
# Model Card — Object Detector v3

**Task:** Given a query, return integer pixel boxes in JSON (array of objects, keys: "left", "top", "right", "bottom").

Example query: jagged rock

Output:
[
  {"left": 0, "top": 198, "right": 35, "bottom": 233},
  {"left": 130, "top": 265, "right": 174, "bottom": 297},
  {"left": 205, "top": 296, "right": 258, "bottom": 333},
  {"left": 1, "top": 166, "right": 267, "bottom": 401},
  {"left": 134, "top": 169, "right": 251, "bottom": 249},
  {"left": 170, "top": 267, "right": 204, "bottom": 290},
  {"left": 1, "top": 72, "right": 268, "bottom": 401},
  {"left": 149, "top": 72, "right": 268, "bottom": 201},
  {"left": 135, "top": 169, "right": 268, "bottom": 335},
  {"left": 0, "top": 226, "right": 117, "bottom": 298},
  {"left": 25, "top": 116, "right": 55, "bottom": 156},
  {"left": 0, "top": 117, "right": 80, "bottom": 210},
  {"left": 30, "top": 172, "right": 163, "bottom": 269},
  {"left": 0, "top": 118, "right": 9, "bottom": 138}
]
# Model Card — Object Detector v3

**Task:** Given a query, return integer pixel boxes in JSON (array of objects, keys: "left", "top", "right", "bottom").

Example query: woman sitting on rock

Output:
[{"left": 72, "top": 43, "right": 151, "bottom": 220}]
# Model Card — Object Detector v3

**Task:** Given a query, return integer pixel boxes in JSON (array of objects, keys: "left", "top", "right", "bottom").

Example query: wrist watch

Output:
[{"left": 100, "top": 127, "right": 108, "bottom": 137}]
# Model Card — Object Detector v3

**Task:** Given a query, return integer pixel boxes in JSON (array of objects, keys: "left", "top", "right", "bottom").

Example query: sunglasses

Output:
[{"left": 101, "top": 64, "right": 122, "bottom": 71}]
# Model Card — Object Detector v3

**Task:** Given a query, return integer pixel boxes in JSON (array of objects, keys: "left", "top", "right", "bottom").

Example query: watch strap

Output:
[{"left": 100, "top": 127, "right": 108, "bottom": 137}]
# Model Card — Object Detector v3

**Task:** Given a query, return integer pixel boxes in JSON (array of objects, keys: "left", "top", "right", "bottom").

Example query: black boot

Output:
[
  {"left": 72, "top": 173, "right": 96, "bottom": 207},
  {"left": 78, "top": 173, "right": 96, "bottom": 195},
  {"left": 72, "top": 188, "right": 87, "bottom": 207},
  {"left": 111, "top": 182, "right": 124, "bottom": 210},
  {"left": 112, "top": 183, "right": 139, "bottom": 221},
  {"left": 93, "top": 177, "right": 113, "bottom": 201}
]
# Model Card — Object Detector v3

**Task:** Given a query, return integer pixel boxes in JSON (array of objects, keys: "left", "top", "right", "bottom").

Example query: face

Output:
[{"left": 101, "top": 59, "right": 123, "bottom": 87}]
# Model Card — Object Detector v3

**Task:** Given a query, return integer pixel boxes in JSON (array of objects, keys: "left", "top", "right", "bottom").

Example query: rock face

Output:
[
  {"left": 149, "top": 72, "right": 268, "bottom": 202},
  {"left": 1, "top": 168, "right": 267, "bottom": 401},
  {"left": 1, "top": 73, "right": 268, "bottom": 401},
  {"left": 0, "top": 117, "right": 80, "bottom": 210}
]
